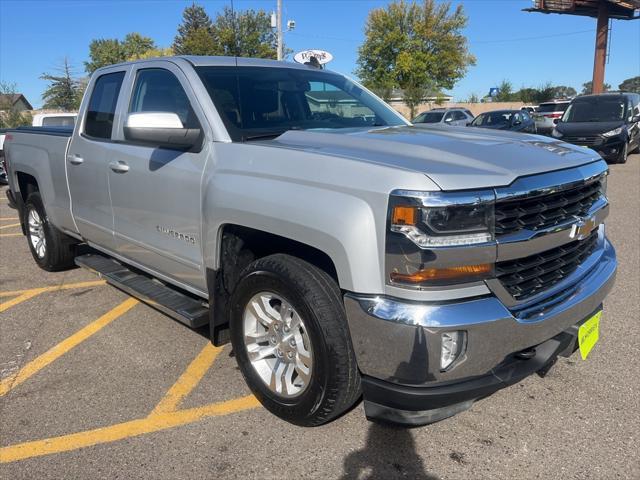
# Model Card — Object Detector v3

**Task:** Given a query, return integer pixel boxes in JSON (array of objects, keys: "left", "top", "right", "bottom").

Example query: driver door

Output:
[{"left": 106, "top": 62, "right": 210, "bottom": 294}]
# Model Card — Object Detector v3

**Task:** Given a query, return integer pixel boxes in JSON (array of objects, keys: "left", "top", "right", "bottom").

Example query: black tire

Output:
[
  {"left": 613, "top": 142, "right": 628, "bottom": 164},
  {"left": 23, "top": 192, "right": 76, "bottom": 271},
  {"left": 229, "top": 254, "right": 361, "bottom": 426},
  {"left": 630, "top": 140, "right": 640, "bottom": 154}
]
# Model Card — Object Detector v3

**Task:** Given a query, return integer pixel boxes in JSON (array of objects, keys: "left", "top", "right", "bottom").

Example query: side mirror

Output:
[
  {"left": 123, "top": 112, "right": 201, "bottom": 149},
  {"left": 513, "top": 120, "right": 522, "bottom": 126},
  {"left": 444, "top": 117, "right": 453, "bottom": 123}
]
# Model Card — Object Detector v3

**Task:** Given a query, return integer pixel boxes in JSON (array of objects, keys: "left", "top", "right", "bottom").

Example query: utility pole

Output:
[
  {"left": 592, "top": 1, "right": 609, "bottom": 94},
  {"left": 277, "top": 0, "right": 283, "bottom": 61}
]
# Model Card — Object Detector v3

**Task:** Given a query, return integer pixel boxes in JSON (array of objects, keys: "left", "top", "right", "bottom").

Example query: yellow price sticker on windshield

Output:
[{"left": 578, "top": 311, "right": 601, "bottom": 360}]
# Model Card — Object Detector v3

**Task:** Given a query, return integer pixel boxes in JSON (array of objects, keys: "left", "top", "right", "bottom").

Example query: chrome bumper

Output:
[{"left": 344, "top": 236, "right": 616, "bottom": 386}]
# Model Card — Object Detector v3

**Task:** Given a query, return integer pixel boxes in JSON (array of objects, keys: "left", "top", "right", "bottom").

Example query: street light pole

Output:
[{"left": 277, "top": 0, "right": 283, "bottom": 61}]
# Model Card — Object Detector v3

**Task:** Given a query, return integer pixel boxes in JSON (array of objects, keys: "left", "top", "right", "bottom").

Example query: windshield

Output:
[
  {"left": 196, "top": 66, "right": 406, "bottom": 141},
  {"left": 413, "top": 111, "right": 444, "bottom": 123},
  {"left": 562, "top": 97, "right": 627, "bottom": 123},
  {"left": 471, "top": 111, "right": 513, "bottom": 127},
  {"left": 537, "top": 102, "right": 569, "bottom": 113}
]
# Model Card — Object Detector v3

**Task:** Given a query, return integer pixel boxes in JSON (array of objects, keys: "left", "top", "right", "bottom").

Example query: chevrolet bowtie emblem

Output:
[{"left": 570, "top": 216, "right": 597, "bottom": 240}]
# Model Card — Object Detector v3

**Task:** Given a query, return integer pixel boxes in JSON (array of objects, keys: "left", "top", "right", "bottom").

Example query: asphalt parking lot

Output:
[{"left": 0, "top": 154, "right": 638, "bottom": 480}]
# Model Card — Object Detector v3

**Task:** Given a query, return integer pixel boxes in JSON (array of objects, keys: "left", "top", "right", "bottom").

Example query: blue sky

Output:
[{"left": 1, "top": 0, "right": 639, "bottom": 108}]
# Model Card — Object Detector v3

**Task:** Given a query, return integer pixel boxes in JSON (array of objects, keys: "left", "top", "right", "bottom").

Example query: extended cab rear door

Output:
[
  {"left": 67, "top": 66, "right": 129, "bottom": 250},
  {"left": 106, "top": 61, "right": 210, "bottom": 295}
]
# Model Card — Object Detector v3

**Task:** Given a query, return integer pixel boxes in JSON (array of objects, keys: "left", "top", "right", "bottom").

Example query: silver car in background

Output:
[
  {"left": 413, "top": 108, "right": 474, "bottom": 127},
  {"left": 533, "top": 100, "right": 571, "bottom": 135}
]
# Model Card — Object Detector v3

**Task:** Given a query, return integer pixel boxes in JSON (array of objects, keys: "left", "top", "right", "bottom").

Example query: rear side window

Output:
[
  {"left": 85, "top": 72, "right": 125, "bottom": 139},
  {"left": 129, "top": 69, "right": 199, "bottom": 128}
]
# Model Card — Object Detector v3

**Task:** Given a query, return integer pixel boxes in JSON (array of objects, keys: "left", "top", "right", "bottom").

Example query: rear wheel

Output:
[
  {"left": 229, "top": 254, "right": 361, "bottom": 426},
  {"left": 24, "top": 192, "right": 76, "bottom": 271}
]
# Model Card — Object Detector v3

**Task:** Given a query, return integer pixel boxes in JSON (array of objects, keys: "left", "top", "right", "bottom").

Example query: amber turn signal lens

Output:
[
  {"left": 392, "top": 206, "right": 417, "bottom": 226},
  {"left": 391, "top": 264, "right": 492, "bottom": 284}
]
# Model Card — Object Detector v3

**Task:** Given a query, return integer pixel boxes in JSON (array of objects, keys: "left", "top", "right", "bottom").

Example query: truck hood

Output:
[{"left": 266, "top": 125, "right": 600, "bottom": 190}]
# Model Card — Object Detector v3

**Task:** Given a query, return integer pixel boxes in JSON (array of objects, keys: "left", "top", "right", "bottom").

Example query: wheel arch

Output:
[{"left": 207, "top": 224, "right": 344, "bottom": 346}]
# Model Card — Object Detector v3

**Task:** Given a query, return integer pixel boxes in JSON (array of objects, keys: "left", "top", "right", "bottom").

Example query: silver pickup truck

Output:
[{"left": 4, "top": 56, "right": 616, "bottom": 427}]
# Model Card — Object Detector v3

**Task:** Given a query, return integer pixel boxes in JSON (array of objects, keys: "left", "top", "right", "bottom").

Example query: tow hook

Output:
[{"left": 515, "top": 347, "right": 536, "bottom": 360}]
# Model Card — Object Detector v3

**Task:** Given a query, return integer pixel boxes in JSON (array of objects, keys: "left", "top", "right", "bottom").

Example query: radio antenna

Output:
[{"left": 230, "top": 0, "right": 239, "bottom": 64}]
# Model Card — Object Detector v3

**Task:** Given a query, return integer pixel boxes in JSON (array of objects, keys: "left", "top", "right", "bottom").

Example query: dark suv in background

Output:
[{"left": 552, "top": 92, "right": 640, "bottom": 164}]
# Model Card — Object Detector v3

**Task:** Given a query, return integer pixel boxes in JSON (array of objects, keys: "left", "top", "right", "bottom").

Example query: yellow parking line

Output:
[
  {"left": 150, "top": 344, "right": 223, "bottom": 415},
  {"left": 0, "top": 298, "right": 138, "bottom": 396},
  {"left": 0, "top": 289, "right": 46, "bottom": 313},
  {"left": 0, "top": 394, "right": 260, "bottom": 463},
  {"left": 0, "top": 233, "right": 21, "bottom": 237},
  {"left": 0, "top": 223, "right": 20, "bottom": 230},
  {"left": 0, "top": 280, "right": 106, "bottom": 298},
  {"left": 0, "top": 217, "right": 19, "bottom": 221}
]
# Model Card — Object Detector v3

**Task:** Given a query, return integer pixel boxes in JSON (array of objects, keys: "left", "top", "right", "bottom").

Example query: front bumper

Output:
[{"left": 344, "top": 237, "right": 616, "bottom": 425}]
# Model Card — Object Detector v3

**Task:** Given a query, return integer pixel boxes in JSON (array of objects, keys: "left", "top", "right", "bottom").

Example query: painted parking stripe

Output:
[
  {"left": 0, "top": 298, "right": 138, "bottom": 396},
  {"left": 0, "top": 233, "right": 21, "bottom": 238},
  {"left": 0, "top": 280, "right": 106, "bottom": 299},
  {"left": 0, "top": 223, "right": 20, "bottom": 229},
  {"left": 0, "top": 395, "right": 260, "bottom": 463},
  {"left": 150, "top": 343, "right": 223, "bottom": 415}
]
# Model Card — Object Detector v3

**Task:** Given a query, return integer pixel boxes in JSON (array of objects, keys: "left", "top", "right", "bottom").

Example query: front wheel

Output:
[
  {"left": 229, "top": 254, "right": 361, "bottom": 426},
  {"left": 613, "top": 142, "right": 628, "bottom": 164}
]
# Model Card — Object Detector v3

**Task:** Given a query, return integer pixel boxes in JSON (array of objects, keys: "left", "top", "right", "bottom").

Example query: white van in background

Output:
[{"left": 31, "top": 112, "right": 77, "bottom": 127}]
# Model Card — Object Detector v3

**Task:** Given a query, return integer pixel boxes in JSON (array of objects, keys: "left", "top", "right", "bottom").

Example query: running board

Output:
[{"left": 75, "top": 253, "right": 209, "bottom": 328}]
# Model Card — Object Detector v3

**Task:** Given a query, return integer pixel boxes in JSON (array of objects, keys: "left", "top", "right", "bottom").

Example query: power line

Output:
[{"left": 288, "top": 28, "right": 594, "bottom": 45}]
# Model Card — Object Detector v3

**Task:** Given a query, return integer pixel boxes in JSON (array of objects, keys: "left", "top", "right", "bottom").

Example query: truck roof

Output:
[{"left": 95, "top": 55, "right": 325, "bottom": 72}]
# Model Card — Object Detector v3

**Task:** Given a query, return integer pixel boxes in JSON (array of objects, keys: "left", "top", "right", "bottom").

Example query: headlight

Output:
[
  {"left": 599, "top": 172, "right": 608, "bottom": 197},
  {"left": 386, "top": 190, "right": 495, "bottom": 287},
  {"left": 389, "top": 191, "right": 494, "bottom": 247},
  {"left": 551, "top": 128, "right": 563, "bottom": 138},
  {"left": 602, "top": 127, "right": 623, "bottom": 138}
]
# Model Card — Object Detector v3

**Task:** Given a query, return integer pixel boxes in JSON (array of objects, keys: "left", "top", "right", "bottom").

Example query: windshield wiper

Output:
[{"left": 242, "top": 131, "right": 288, "bottom": 141}]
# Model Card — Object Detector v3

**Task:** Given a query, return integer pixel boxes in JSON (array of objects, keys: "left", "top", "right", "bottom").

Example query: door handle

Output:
[
  {"left": 67, "top": 154, "right": 84, "bottom": 165},
  {"left": 109, "top": 161, "right": 130, "bottom": 173}
]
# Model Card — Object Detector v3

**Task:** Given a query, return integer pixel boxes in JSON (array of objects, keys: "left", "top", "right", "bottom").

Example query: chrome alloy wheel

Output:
[
  {"left": 243, "top": 292, "right": 313, "bottom": 398},
  {"left": 28, "top": 208, "right": 46, "bottom": 259}
]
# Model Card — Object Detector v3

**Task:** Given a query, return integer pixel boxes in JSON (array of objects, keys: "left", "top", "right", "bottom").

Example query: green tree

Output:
[
  {"left": 534, "top": 82, "right": 556, "bottom": 103},
  {"left": 212, "top": 6, "right": 278, "bottom": 58},
  {"left": 467, "top": 92, "right": 480, "bottom": 103},
  {"left": 581, "top": 81, "right": 611, "bottom": 95},
  {"left": 0, "top": 82, "right": 32, "bottom": 128},
  {"left": 494, "top": 80, "right": 515, "bottom": 102},
  {"left": 173, "top": 3, "right": 216, "bottom": 55},
  {"left": 357, "top": 0, "right": 475, "bottom": 118},
  {"left": 122, "top": 33, "right": 156, "bottom": 60},
  {"left": 551, "top": 85, "right": 577, "bottom": 99},
  {"left": 41, "top": 58, "right": 82, "bottom": 111},
  {"left": 516, "top": 87, "right": 538, "bottom": 103},
  {"left": 619, "top": 76, "right": 640, "bottom": 93},
  {"left": 85, "top": 33, "right": 157, "bottom": 73}
]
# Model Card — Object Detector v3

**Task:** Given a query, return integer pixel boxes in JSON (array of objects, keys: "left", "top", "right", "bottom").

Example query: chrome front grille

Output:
[
  {"left": 495, "top": 231, "right": 599, "bottom": 301},
  {"left": 495, "top": 179, "right": 602, "bottom": 236}
]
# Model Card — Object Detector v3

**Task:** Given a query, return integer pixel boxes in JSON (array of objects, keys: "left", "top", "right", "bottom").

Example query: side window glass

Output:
[
  {"left": 85, "top": 71, "right": 125, "bottom": 139},
  {"left": 455, "top": 111, "right": 466, "bottom": 120},
  {"left": 129, "top": 69, "right": 199, "bottom": 128},
  {"left": 444, "top": 112, "right": 454, "bottom": 122}
]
